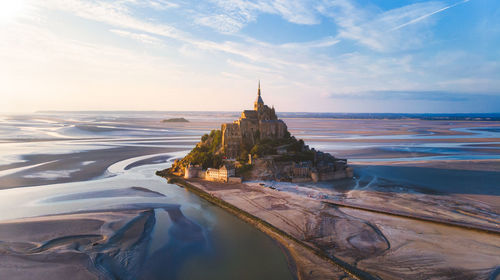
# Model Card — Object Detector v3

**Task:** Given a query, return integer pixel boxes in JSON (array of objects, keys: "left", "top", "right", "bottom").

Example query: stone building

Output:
[
  {"left": 292, "top": 162, "right": 311, "bottom": 178},
  {"left": 205, "top": 165, "right": 236, "bottom": 182},
  {"left": 222, "top": 82, "right": 288, "bottom": 158},
  {"left": 184, "top": 163, "right": 202, "bottom": 179}
]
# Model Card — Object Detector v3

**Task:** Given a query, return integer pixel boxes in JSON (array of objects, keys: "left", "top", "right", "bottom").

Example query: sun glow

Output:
[{"left": 0, "top": 0, "right": 26, "bottom": 23}]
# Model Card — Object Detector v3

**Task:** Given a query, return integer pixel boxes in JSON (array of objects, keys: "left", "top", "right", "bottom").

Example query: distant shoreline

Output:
[{"left": 30, "top": 111, "right": 500, "bottom": 121}]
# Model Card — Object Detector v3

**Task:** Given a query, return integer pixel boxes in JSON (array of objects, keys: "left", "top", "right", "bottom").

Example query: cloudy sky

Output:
[{"left": 1, "top": 0, "right": 499, "bottom": 113}]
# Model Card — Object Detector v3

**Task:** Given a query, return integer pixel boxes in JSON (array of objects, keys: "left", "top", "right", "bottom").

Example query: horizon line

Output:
[{"left": 7, "top": 110, "right": 500, "bottom": 115}]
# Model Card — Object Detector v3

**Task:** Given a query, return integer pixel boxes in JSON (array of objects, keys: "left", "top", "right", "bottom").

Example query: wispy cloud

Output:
[
  {"left": 145, "top": 0, "right": 180, "bottom": 10},
  {"left": 329, "top": 90, "right": 472, "bottom": 101},
  {"left": 319, "top": 0, "right": 450, "bottom": 51},
  {"left": 188, "top": 0, "right": 321, "bottom": 34},
  {"left": 280, "top": 36, "right": 340, "bottom": 49},
  {"left": 195, "top": 14, "right": 247, "bottom": 34},
  {"left": 391, "top": 0, "right": 471, "bottom": 31},
  {"left": 44, "top": 0, "right": 186, "bottom": 40},
  {"left": 110, "top": 29, "right": 163, "bottom": 44}
]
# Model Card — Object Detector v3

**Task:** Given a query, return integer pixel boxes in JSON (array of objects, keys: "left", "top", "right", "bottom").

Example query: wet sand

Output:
[
  {"left": 161, "top": 117, "right": 499, "bottom": 278},
  {"left": 0, "top": 203, "right": 226, "bottom": 279},
  {"left": 0, "top": 209, "right": 155, "bottom": 280},
  {"left": 0, "top": 112, "right": 298, "bottom": 279},
  {"left": 354, "top": 158, "right": 500, "bottom": 172},
  {"left": 160, "top": 115, "right": 500, "bottom": 279},
  {"left": 0, "top": 146, "right": 184, "bottom": 189},
  {"left": 41, "top": 186, "right": 165, "bottom": 203},
  {"left": 176, "top": 177, "right": 500, "bottom": 280},
  {"left": 2, "top": 113, "right": 499, "bottom": 279},
  {"left": 166, "top": 177, "right": 358, "bottom": 280},
  {"left": 341, "top": 208, "right": 499, "bottom": 279}
]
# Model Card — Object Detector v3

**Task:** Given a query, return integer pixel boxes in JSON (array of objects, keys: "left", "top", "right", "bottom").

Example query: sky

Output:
[{"left": 1, "top": 0, "right": 499, "bottom": 113}]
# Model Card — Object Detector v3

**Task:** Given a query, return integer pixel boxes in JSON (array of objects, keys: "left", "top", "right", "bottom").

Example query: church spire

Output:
[{"left": 254, "top": 80, "right": 264, "bottom": 110}]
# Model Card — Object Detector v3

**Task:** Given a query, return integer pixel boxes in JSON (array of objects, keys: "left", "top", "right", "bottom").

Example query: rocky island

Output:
[
  {"left": 165, "top": 82, "right": 353, "bottom": 183},
  {"left": 161, "top": 117, "right": 189, "bottom": 123}
]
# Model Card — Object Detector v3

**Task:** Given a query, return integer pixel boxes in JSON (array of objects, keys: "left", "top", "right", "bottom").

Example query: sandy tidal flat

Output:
[
  {"left": 0, "top": 112, "right": 297, "bottom": 280},
  {"left": 0, "top": 210, "right": 156, "bottom": 280},
  {"left": 184, "top": 178, "right": 500, "bottom": 279},
  {"left": 1, "top": 112, "right": 499, "bottom": 279}
]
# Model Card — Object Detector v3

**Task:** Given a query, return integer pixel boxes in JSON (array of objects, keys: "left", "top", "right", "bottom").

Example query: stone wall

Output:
[
  {"left": 221, "top": 122, "right": 242, "bottom": 159},
  {"left": 228, "top": 177, "right": 243, "bottom": 184},
  {"left": 259, "top": 120, "right": 287, "bottom": 139},
  {"left": 184, "top": 165, "right": 202, "bottom": 179},
  {"left": 316, "top": 167, "right": 353, "bottom": 181},
  {"left": 248, "top": 157, "right": 352, "bottom": 182}
]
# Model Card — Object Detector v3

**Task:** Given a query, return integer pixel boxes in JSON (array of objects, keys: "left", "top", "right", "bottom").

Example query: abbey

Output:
[
  {"left": 167, "top": 81, "right": 352, "bottom": 183},
  {"left": 222, "top": 82, "right": 288, "bottom": 158}
]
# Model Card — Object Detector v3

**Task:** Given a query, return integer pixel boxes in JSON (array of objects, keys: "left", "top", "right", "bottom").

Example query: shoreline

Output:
[{"left": 159, "top": 174, "right": 375, "bottom": 280}]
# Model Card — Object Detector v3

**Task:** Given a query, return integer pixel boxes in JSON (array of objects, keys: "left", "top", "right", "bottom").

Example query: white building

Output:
[{"left": 205, "top": 165, "right": 235, "bottom": 182}]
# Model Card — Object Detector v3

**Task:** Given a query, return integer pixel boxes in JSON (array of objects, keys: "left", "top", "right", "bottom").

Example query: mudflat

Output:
[
  {"left": 0, "top": 113, "right": 299, "bottom": 280},
  {"left": 0, "top": 209, "right": 157, "bottom": 279},
  {"left": 180, "top": 178, "right": 500, "bottom": 279},
  {"left": 1, "top": 113, "right": 499, "bottom": 279}
]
